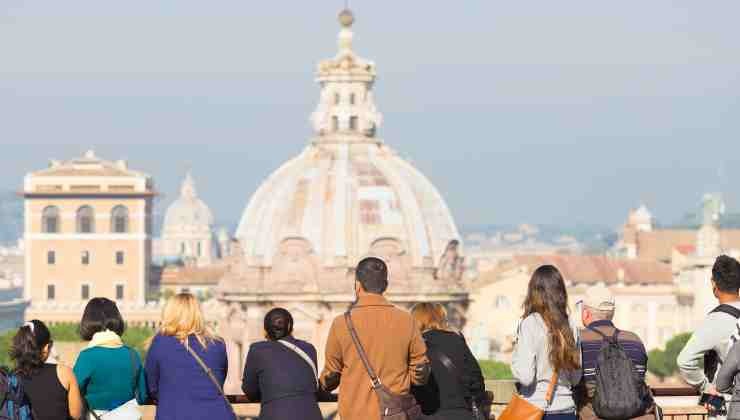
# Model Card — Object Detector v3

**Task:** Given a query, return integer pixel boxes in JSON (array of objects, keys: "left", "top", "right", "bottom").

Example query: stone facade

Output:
[{"left": 23, "top": 150, "right": 156, "bottom": 323}]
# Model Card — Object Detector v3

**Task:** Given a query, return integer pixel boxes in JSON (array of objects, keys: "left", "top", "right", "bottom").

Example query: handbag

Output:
[
  {"left": 428, "top": 346, "right": 491, "bottom": 420},
  {"left": 183, "top": 340, "right": 237, "bottom": 417},
  {"left": 497, "top": 371, "right": 558, "bottom": 420},
  {"left": 85, "top": 347, "right": 143, "bottom": 420},
  {"left": 344, "top": 311, "right": 423, "bottom": 420}
]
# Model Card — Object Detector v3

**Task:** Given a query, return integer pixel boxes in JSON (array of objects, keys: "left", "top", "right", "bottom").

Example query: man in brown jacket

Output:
[{"left": 320, "top": 257, "right": 430, "bottom": 420}]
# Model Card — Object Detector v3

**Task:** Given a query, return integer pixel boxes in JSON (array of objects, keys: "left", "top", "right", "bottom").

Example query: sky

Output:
[{"left": 1, "top": 1, "right": 739, "bottom": 230}]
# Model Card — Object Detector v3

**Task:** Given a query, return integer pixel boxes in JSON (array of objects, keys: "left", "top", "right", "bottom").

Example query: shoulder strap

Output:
[
  {"left": 344, "top": 311, "right": 382, "bottom": 388},
  {"left": 429, "top": 347, "right": 471, "bottom": 399},
  {"left": 711, "top": 304, "right": 740, "bottom": 319},
  {"left": 544, "top": 371, "right": 558, "bottom": 407},
  {"left": 183, "top": 341, "right": 236, "bottom": 416},
  {"left": 277, "top": 339, "right": 319, "bottom": 388},
  {"left": 586, "top": 325, "right": 620, "bottom": 344}
]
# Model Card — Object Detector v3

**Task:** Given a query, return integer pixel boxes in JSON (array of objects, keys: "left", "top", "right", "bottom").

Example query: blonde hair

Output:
[
  {"left": 159, "top": 293, "right": 216, "bottom": 348},
  {"left": 411, "top": 302, "right": 451, "bottom": 332}
]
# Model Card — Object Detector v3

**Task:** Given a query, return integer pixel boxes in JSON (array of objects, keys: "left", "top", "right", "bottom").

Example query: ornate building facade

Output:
[
  {"left": 23, "top": 151, "right": 160, "bottom": 324},
  {"left": 215, "top": 10, "right": 467, "bottom": 392}
]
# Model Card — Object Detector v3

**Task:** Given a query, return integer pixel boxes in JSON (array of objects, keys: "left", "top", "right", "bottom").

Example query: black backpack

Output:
[
  {"left": 588, "top": 327, "right": 652, "bottom": 420},
  {"left": 0, "top": 368, "right": 32, "bottom": 420}
]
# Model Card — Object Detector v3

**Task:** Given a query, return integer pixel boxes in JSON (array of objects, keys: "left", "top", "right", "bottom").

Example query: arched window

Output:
[
  {"left": 76, "top": 206, "right": 95, "bottom": 234},
  {"left": 42, "top": 206, "right": 60, "bottom": 233},
  {"left": 111, "top": 205, "right": 129, "bottom": 233},
  {"left": 332, "top": 116, "right": 339, "bottom": 131},
  {"left": 334, "top": 92, "right": 340, "bottom": 105},
  {"left": 349, "top": 116, "right": 358, "bottom": 131},
  {"left": 349, "top": 93, "right": 356, "bottom": 105}
]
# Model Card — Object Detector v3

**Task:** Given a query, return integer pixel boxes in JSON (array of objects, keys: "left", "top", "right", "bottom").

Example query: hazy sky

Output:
[{"left": 1, "top": 1, "right": 739, "bottom": 229}]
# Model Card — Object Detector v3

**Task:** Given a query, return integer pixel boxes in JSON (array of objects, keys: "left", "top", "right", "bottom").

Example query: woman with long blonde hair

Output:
[
  {"left": 410, "top": 303, "right": 487, "bottom": 420},
  {"left": 511, "top": 265, "right": 582, "bottom": 420},
  {"left": 145, "top": 293, "right": 235, "bottom": 420}
]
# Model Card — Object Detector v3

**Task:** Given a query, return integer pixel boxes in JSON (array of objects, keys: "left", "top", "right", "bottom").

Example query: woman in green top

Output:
[{"left": 73, "top": 298, "right": 148, "bottom": 419}]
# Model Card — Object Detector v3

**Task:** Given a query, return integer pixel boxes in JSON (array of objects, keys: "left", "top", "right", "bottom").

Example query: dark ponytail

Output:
[
  {"left": 264, "top": 308, "right": 294, "bottom": 341},
  {"left": 10, "top": 320, "right": 52, "bottom": 377}
]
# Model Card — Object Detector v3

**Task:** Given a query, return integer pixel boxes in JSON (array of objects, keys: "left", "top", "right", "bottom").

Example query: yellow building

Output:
[{"left": 23, "top": 150, "right": 156, "bottom": 322}]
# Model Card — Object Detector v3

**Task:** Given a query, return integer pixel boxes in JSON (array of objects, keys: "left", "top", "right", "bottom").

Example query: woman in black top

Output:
[
  {"left": 411, "top": 303, "right": 486, "bottom": 420},
  {"left": 241, "top": 308, "right": 323, "bottom": 420},
  {"left": 10, "top": 319, "right": 83, "bottom": 420}
]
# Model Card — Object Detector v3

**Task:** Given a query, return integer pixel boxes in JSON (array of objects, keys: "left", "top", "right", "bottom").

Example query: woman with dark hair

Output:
[
  {"left": 10, "top": 320, "right": 83, "bottom": 420},
  {"left": 73, "top": 298, "right": 148, "bottom": 419},
  {"left": 511, "top": 265, "right": 582, "bottom": 420},
  {"left": 241, "top": 308, "right": 323, "bottom": 420}
]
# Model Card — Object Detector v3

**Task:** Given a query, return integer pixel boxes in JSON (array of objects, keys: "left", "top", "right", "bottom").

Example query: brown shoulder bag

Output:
[
  {"left": 497, "top": 371, "right": 558, "bottom": 420},
  {"left": 344, "top": 311, "right": 423, "bottom": 420}
]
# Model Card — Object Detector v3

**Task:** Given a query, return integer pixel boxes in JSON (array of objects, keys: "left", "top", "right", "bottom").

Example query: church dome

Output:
[
  {"left": 227, "top": 12, "right": 464, "bottom": 297},
  {"left": 163, "top": 172, "right": 214, "bottom": 233}
]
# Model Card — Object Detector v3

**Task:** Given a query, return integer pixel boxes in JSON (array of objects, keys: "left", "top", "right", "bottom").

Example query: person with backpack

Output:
[
  {"left": 241, "top": 308, "right": 322, "bottom": 420},
  {"left": 574, "top": 285, "right": 656, "bottom": 420},
  {"left": 319, "top": 257, "right": 430, "bottom": 420},
  {"left": 678, "top": 255, "right": 740, "bottom": 420},
  {"left": 9, "top": 320, "right": 83, "bottom": 420},
  {"left": 73, "top": 298, "right": 148, "bottom": 419},
  {"left": 506, "top": 265, "right": 581, "bottom": 420},
  {"left": 716, "top": 320, "right": 740, "bottom": 420}
]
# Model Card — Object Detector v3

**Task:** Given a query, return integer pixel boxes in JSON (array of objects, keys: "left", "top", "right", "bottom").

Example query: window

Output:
[
  {"left": 197, "top": 242, "right": 202, "bottom": 257},
  {"left": 81, "top": 251, "right": 90, "bottom": 265},
  {"left": 115, "top": 284, "right": 124, "bottom": 300},
  {"left": 47, "top": 285, "right": 56, "bottom": 301},
  {"left": 180, "top": 242, "right": 186, "bottom": 254},
  {"left": 349, "top": 93, "right": 356, "bottom": 105},
  {"left": 81, "top": 284, "right": 90, "bottom": 300},
  {"left": 42, "top": 206, "right": 60, "bottom": 233},
  {"left": 116, "top": 251, "right": 124, "bottom": 265},
  {"left": 349, "top": 116, "right": 358, "bottom": 131},
  {"left": 76, "top": 206, "right": 95, "bottom": 233},
  {"left": 111, "top": 205, "right": 129, "bottom": 233},
  {"left": 494, "top": 295, "right": 511, "bottom": 310},
  {"left": 334, "top": 92, "right": 340, "bottom": 105},
  {"left": 47, "top": 250, "right": 56, "bottom": 265},
  {"left": 332, "top": 116, "right": 339, "bottom": 132}
]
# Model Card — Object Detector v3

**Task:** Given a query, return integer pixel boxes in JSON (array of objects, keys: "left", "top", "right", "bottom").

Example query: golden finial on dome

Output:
[{"left": 338, "top": 9, "right": 354, "bottom": 28}]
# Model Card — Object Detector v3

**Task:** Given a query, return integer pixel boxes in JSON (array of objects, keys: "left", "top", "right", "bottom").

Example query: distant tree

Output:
[
  {"left": 478, "top": 360, "right": 514, "bottom": 380},
  {"left": 647, "top": 333, "right": 693, "bottom": 380}
]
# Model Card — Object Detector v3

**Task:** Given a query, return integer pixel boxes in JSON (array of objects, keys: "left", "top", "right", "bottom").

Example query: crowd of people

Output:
[{"left": 4, "top": 254, "right": 740, "bottom": 420}]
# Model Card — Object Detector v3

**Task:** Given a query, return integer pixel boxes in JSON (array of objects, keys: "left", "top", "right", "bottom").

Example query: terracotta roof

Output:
[
  {"left": 477, "top": 254, "right": 673, "bottom": 287},
  {"left": 633, "top": 229, "right": 740, "bottom": 262}
]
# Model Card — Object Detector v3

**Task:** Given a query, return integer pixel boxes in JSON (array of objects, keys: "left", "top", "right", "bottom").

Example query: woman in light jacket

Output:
[
  {"left": 145, "top": 293, "right": 235, "bottom": 420},
  {"left": 73, "top": 298, "right": 148, "bottom": 419},
  {"left": 511, "top": 265, "right": 582, "bottom": 420}
]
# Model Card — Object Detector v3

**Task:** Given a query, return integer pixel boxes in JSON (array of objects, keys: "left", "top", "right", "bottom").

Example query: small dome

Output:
[{"left": 163, "top": 172, "right": 214, "bottom": 232}]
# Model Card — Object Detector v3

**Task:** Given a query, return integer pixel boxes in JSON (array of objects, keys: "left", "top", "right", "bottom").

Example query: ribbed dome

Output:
[
  {"left": 163, "top": 172, "right": 214, "bottom": 233},
  {"left": 226, "top": 15, "right": 464, "bottom": 296}
]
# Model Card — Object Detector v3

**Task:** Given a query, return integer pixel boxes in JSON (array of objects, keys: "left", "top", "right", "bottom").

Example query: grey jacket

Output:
[
  {"left": 717, "top": 340, "right": 740, "bottom": 419},
  {"left": 677, "top": 301, "right": 740, "bottom": 420},
  {"left": 511, "top": 313, "right": 582, "bottom": 413}
]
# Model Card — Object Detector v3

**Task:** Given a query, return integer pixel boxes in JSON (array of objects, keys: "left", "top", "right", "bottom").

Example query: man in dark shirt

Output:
[{"left": 575, "top": 285, "right": 655, "bottom": 420}]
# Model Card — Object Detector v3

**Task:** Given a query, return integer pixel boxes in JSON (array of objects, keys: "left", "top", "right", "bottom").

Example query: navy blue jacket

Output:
[{"left": 242, "top": 337, "right": 322, "bottom": 420}]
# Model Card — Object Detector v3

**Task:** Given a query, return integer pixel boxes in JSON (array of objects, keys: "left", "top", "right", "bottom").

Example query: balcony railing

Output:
[{"left": 137, "top": 386, "right": 708, "bottom": 420}]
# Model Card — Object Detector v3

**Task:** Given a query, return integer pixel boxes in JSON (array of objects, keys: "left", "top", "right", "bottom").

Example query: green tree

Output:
[
  {"left": 647, "top": 332, "right": 693, "bottom": 380},
  {"left": 478, "top": 360, "right": 514, "bottom": 380}
]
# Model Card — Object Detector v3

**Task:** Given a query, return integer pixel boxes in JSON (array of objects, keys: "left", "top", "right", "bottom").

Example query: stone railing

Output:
[{"left": 136, "top": 383, "right": 708, "bottom": 420}]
